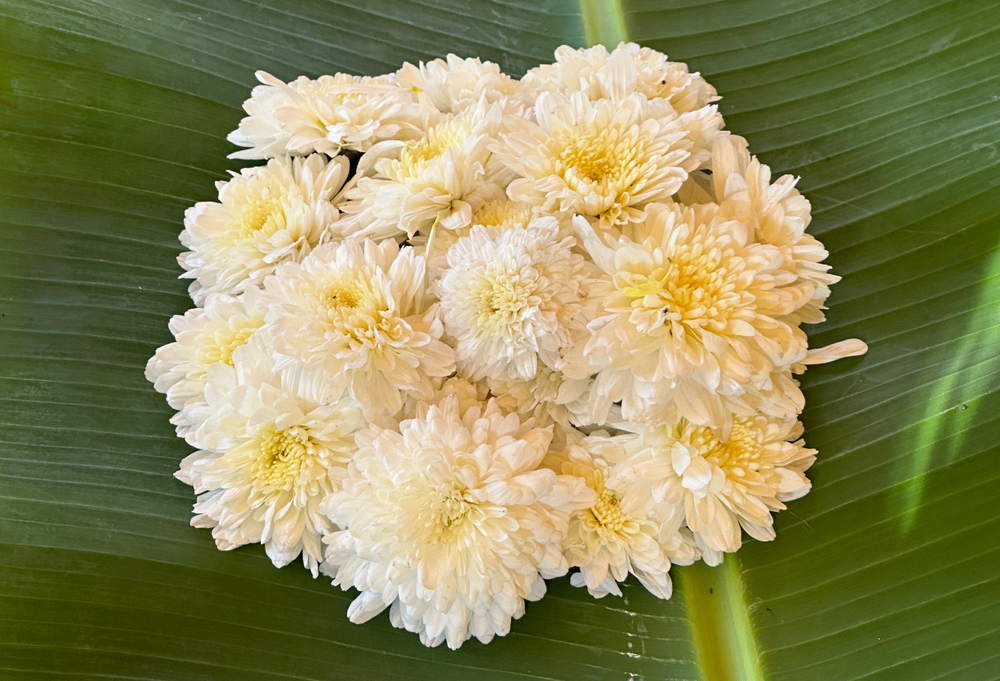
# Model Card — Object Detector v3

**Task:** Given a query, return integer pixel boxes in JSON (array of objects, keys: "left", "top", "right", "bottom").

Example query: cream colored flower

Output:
[
  {"left": 495, "top": 91, "right": 721, "bottom": 232},
  {"left": 145, "top": 287, "right": 266, "bottom": 436},
  {"left": 488, "top": 363, "right": 592, "bottom": 427},
  {"left": 178, "top": 154, "right": 349, "bottom": 304},
  {"left": 564, "top": 203, "right": 805, "bottom": 430},
  {"left": 434, "top": 218, "right": 594, "bottom": 381},
  {"left": 611, "top": 415, "right": 815, "bottom": 557},
  {"left": 522, "top": 43, "right": 719, "bottom": 116},
  {"left": 396, "top": 54, "right": 520, "bottom": 114},
  {"left": 321, "top": 395, "right": 594, "bottom": 649},
  {"left": 711, "top": 135, "right": 839, "bottom": 324},
  {"left": 339, "top": 99, "right": 512, "bottom": 240},
  {"left": 550, "top": 433, "right": 699, "bottom": 599},
  {"left": 178, "top": 340, "right": 365, "bottom": 576},
  {"left": 262, "top": 239, "right": 455, "bottom": 420},
  {"left": 228, "top": 71, "right": 423, "bottom": 159}
]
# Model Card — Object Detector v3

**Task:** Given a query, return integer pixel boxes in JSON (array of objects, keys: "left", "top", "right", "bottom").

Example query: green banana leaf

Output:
[{"left": 2, "top": 0, "right": 999, "bottom": 679}]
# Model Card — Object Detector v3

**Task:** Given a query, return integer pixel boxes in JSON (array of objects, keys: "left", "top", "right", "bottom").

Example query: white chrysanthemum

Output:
[
  {"left": 262, "top": 239, "right": 455, "bottom": 419},
  {"left": 564, "top": 203, "right": 805, "bottom": 430},
  {"left": 488, "top": 364, "right": 592, "bottom": 427},
  {"left": 549, "top": 433, "right": 699, "bottom": 599},
  {"left": 145, "top": 288, "right": 266, "bottom": 436},
  {"left": 178, "top": 154, "right": 349, "bottom": 304},
  {"left": 339, "top": 99, "right": 512, "bottom": 240},
  {"left": 522, "top": 43, "right": 718, "bottom": 115},
  {"left": 435, "top": 218, "right": 594, "bottom": 381},
  {"left": 396, "top": 54, "right": 520, "bottom": 114},
  {"left": 321, "top": 395, "right": 594, "bottom": 649},
  {"left": 228, "top": 71, "right": 423, "bottom": 159},
  {"left": 711, "top": 135, "right": 838, "bottom": 324},
  {"left": 611, "top": 415, "right": 815, "bottom": 559},
  {"left": 495, "top": 91, "right": 721, "bottom": 232},
  {"left": 177, "top": 340, "right": 365, "bottom": 575}
]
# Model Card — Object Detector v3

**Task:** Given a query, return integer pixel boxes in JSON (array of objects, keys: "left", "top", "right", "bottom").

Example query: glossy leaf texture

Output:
[{"left": 1, "top": 1, "right": 999, "bottom": 679}]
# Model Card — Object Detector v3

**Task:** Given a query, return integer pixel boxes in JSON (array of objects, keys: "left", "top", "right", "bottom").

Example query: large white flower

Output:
[
  {"left": 396, "top": 54, "right": 520, "bottom": 114},
  {"left": 145, "top": 287, "right": 266, "bottom": 436},
  {"left": 522, "top": 43, "right": 719, "bottom": 116},
  {"left": 321, "top": 395, "right": 594, "bottom": 649},
  {"left": 611, "top": 414, "right": 815, "bottom": 559},
  {"left": 177, "top": 340, "right": 365, "bottom": 575},
  {"left": 435, "top": 218, "right": 594, "bottom": 381},
  {"left": 549, "top": 433, "right": 699, "bottom": 599},
  {"left": 564, "top": 202, "right": 805, "bottom": 430},
  {"left": 262, "top": 239, "right": 455, "bottom": 419},
  {"left": 339, "top": 99, "right": 512, "bottom": 240},
  {"left": 178, "top": 154, "right": 349, "bottom": 304},
  {"left": 228, "top": 71, "right": 423, "bottom": 159},
  {"left": 495, "top": 91, "right": 721, "bottom": 232}
]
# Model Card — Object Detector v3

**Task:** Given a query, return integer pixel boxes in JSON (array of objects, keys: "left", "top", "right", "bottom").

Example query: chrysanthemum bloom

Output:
[
  {"left": 339, "top": 99, "right": 513, "bottom": 240},
  {"left": 321, "top": 395, "right": 594, "bottom": 649},
  {"left": 710, "top": 135, "right": 840, "bottom": 324},
  {"left": 178, "top": 154, "right": 349, "bottom": 304},
  {"left": 435, "top": 218, "right": 595, "bottom": 381},
  {"left": 262, "top": 239, "right": 455, "bottom": 420},
  {"left": 610, "top": 414, "right": 815, "bottom": 558},
  {"left": 550, "top": 433, "right": 700, "bottom": 599},
  {"left": 145, "top": 287, "right": 266, "bottom": 436},
  {"left": 495, "top": 91, "right": 721, "bottom": 232},
  {"left": 488, "top": 364, "right": 592, "bottom": 427},
  {"left": 522, "top": 42, "right": 719, "bottom": 115},
  {"left": 177, "top": 340, "right": 365, "bottom": 576},
  {"left": 396, "top": 54, "right": 520, "bottom": 114},
  {"left": 227, "top": 71, "right": 423, "bottom": 159},
  {"left": 564, "top": 203, "right": 805, "bottom": 430}
]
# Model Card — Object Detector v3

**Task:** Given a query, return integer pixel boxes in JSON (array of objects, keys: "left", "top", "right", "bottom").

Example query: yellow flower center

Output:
[
  {"left": 590, "top": 485, "right": 627, "bottom": 532},
  {"left": 438, "top": 485, "right": 471, "bottom": 527},
  {"left": 235, "top": 197, "right": 286, "bottom": 244},
  {"left": 324, "top": 280, "right": 364, "bottom": 310},
  {"left": 217, "top": 326, "right": 258, "bottom": 366},
  {"left": 254, "top": 427, "right": 313, "bottom": 494},
  {"left": 471, "top": 199, "right": 533, "bottom": 232},
  {"left": 395, "top": 116, "right": 473, "bottom": 180},
  {"left": 470, "top": 267, "right": 535, "bottom": 333},
  {"left": 691, "top": 418, "right": 765, "bottom": 473},
  {"left": 619, "top": 234, "right": 746, "bottom": 333},
  {"left": 557, "top": 126, "right": 646, "bottom": 194}
]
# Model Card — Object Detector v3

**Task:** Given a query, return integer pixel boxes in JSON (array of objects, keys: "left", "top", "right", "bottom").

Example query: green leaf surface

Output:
[{"left": 2, "top": 1, "right": 999, "bottom": 679}]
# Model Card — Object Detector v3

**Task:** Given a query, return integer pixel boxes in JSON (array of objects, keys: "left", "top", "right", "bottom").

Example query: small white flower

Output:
[
  {"left": 178, "top": 340, "right": 365, "bottom": 576},
  {"left": 396, "top": 54, "right": 520, "bottom": 114},
  {"left": 523, "top": 43, "right": 719, "bottom": 116},
  {"left": 145, "top": 288, "right": 266, "bottom": 436},
  {"left": 495, "top": 91, "right": 721, "bottom": 232},
  {"left": 262, "top": 239, "right": 455, "bottom": 420},
  {"left": 339, "top": 99, "right": 512, "bottom": 240},
  {"left": 611, "top": 414, "right": 815, "bottom": 558},
  {"left": 178, "top": 154, "right": 349, "bottom": 304},
  {"left": 435, "top": 218, "right": 595, "bottom": 381},
  {"left": 228, "top": 71, "right": 423, "bottom": 159},
  {"left": 550, "top": 433, "right": 700, "bottom": 599},
  {"left": 321, "top": 395, "right": 594, "bottom": 649},
  {"left": 488, "top": 363, "right": 592, "bottom": 427},
  {"left": 564, "top": 203, "right": 805, "bottom": 430}
]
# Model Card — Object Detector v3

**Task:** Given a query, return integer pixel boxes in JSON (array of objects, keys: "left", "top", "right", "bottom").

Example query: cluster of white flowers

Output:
[{"left": 148, "top": 43, "right": 867, "bottom": 650}]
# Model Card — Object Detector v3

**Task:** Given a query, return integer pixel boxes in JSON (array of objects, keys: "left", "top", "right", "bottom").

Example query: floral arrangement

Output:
[{"left": 147, "top": 42, "right": 867, "bottom": 650}]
